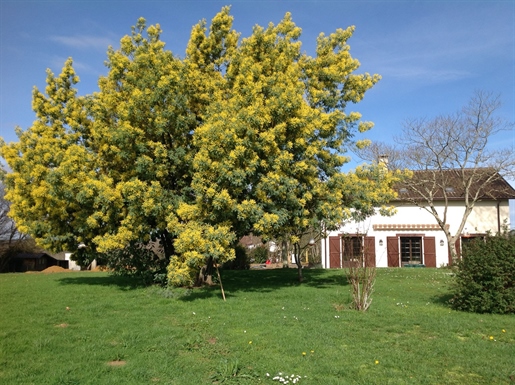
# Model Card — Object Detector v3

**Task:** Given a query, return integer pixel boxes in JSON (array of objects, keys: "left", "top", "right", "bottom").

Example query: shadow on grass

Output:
[
  {"left": 430, "top": 292, "right": 454, "bottom": 309},
  {"left": 55, "top": 268, "right": 349, "bottom": 298},
  {"left": 222, "top": 268, "right": 348, "bottom": 292},
  {"left": 175, "top": 268, "right": 349, "bottom": 301},
  {"left": 57, "top": 274, "right": 148, "bottom": 291}
]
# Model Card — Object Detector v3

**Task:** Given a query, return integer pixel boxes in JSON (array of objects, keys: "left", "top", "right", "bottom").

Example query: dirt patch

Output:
[
  {"left": 107, "top": 360, "right": 126, "bottom": 367},
  {"left": 91, "top": 265, "right": 110, "bottom": 272},
  {"left": 41, "top": 266, "right": 68, "bottom": 273},
  {"left": 250, "top": 263, "right": 283, "bottom": 269},
  {"left": 55, "top": 323, "right": 69, "bottom": 328},
  {"left": 250, "top": 263, "right": 306, "bottom": 270}
]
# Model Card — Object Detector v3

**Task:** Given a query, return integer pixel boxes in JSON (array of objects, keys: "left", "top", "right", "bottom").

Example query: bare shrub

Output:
[{"left": 344, "top": 236, "right": 376, "bottom": 311}]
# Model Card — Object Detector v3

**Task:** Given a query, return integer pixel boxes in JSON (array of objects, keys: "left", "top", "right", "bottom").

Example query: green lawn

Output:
[{"left": 0, "top": 268, "right": 513, "bottom": 384}]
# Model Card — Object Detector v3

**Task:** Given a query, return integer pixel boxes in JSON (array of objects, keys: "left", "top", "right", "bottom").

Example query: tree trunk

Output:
[
  {"left": 281, "top": 240, "right": 289, "bottom": 267},
  {"left": 160, "top": 230, "right": 175, "bottom": 262},
  {"left": 447, "top": 232, "right": 459, "bottom": 266},
  {"left": 196, "top": 256, "right": 215, "bottom": 286},
  {"left": 294, "top": 242, "right": 303, "bottom": 283}
]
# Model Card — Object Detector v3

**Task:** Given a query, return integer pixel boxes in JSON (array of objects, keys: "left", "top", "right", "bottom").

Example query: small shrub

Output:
[
  {"left": 105, "top": 242, "right": 169, "bottom": 285},
  {"left": 248, "top": 245, "right": 268, "bottom": 264},
  {"left": 450, "top": 232, "right": 515, "bottom": 314},
  {"left": 346, "top": 261, "right": 376, "bottom": 311},
  {"left": 343, "top": 236, "right": 376, "bottom": 311}
]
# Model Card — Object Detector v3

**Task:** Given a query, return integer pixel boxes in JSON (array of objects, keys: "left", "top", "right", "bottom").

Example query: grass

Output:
[{"left": 0, "top": 268, "right": 514, "bottom": 384}]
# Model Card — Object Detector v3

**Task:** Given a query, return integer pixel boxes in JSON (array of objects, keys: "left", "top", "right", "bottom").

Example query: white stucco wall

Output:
[
  {"left": 321, "top": 199, "right": 511, "bottom": 268},
  {"left": 65, "top": 252, "right": 81, "bottom": 270}
]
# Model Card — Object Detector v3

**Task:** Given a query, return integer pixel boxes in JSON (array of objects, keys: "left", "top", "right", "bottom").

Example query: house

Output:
[
  {"left": 53, "top": 251, "right": 82, "bottom": 271},
  {"left": 239, "top": 234, "right": 264, "bottom": 250},
  {"left": 321, "top": 169, "right": 515, "bottom": 268},
  {"left": 8, "top": 252, "right": 69, "bottom": 272}
]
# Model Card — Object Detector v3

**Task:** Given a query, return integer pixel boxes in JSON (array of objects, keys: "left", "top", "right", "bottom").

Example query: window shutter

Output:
[
  {"left": 329, "top": 236, "right": 341, "bottom": 268},
  {"left": 364, "top": 236, "right": 376, "bottom": 267},
  {"left": 423, "top": 237, "right": 436, "bottom": 267},
  {"left": 387, "top": 237, "right": 399, "bottom": 267}
]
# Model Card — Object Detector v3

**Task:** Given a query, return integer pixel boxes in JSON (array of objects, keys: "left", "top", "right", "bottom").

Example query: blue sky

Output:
[{"left": 1, "top": 0, "right": 514, "bottom": 220}]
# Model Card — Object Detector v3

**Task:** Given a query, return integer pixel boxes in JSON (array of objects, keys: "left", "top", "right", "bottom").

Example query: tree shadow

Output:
[
  {"left": 57, "top": 273, "right": 148, "bottom": 291},
  {"left": 174, "top": 286, "right": 230, "bottom": 302},
  {"left": 55, "top": 268, "right": 350, "bottom": 298},
  {"left": 430, "top": 292, "right": 454, "bottom": 309},
  {"left": 304, "top": 268, "right": 349, "bottom": 288},
  {"left": 221, "top": 268, "right": 348, "bottom": 292},
  {"left": 174, "top": 268, "right": 349, "bottom": 301}
]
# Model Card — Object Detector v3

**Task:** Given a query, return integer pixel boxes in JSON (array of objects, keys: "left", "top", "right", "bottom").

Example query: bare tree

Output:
[
  {"left": 357, "top": 91, "right": 515, "bottom": 262},
  {"left": 400, "top": 91, "right": 514, "bottom": 173},
  {"left": 353, "top": 141, "right": 406, "bottom": 171}
]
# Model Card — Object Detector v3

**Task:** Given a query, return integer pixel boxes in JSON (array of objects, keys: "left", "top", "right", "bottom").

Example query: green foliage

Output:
[
  {"left": 68, "top": 248, "right": 96, "bottom": 269},
  {"left": 222, "top": 244, "right": 249, "bottom": 270},
  {"left": 104, "top": 242, "right": 169, "bottom": 285},
  {"left": 248, "top": 245, "right": 268, "bottom": 264},
  {"left": 451, "top": 232, "right": 515, "bottom": 314}
]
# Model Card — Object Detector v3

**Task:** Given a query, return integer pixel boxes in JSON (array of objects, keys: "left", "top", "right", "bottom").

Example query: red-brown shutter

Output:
[
  {"left": 423, "top": 237, "right": 436, "bottom": 267},
  {"left": 329, "top": 236, "right": 341, "bottom": 268},
  {"left": 364, "top": 236, "right": 376, "bottom": 267},
  {"left": 387, "top": 236, "right": 399, "bottom": 267}
]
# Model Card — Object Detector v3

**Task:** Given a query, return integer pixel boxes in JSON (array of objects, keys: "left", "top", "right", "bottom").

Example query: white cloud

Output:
[
  {"left": 47, "top": 55, "right": 104, "bottom": 77},
  {"left": 380, "top": 66, "right": 474, "bottom": 83},
  {"left": 49, "top": 35, "right": 114, "bottom": 51}
]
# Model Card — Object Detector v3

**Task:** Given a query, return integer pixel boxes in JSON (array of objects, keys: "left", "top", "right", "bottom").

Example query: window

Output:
[
  {"left": 400, "top": 237, "right": 422, "bottom": 265},
  {"left": 342, "top": 236, "right": 363, "bottom": 268},
  {"left": 342, "top": 236, "right": 362, "bottom": 262}
]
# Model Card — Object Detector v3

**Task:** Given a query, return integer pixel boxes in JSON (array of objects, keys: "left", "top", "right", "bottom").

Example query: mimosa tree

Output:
[{"left": 1, "top": 7, "right": 397, "bottom": 286}]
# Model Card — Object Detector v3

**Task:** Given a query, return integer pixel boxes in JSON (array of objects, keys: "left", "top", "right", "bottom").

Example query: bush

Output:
[
  {"left": 222, "top": 245, "right": 249, "bottom": 270},
  {"left": 450, "top": 232, "right": 515, "bottom": 314},
  {"left": 104, "top": 242, "right": 169, "bottom": 285},
  {"left": 248, "top": 246, "right": 268, "bottom": 264}
]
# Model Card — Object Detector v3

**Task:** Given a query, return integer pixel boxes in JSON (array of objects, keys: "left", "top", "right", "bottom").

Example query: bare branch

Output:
[
  {"left": 377, "top": 91, "right": 515, "bottom": 263},
  {"left": 352, "top": 141, "right": 405, "bottom": 170},
  {"left": 398, "top": 90, "right": 514, "bottom": 171}
]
